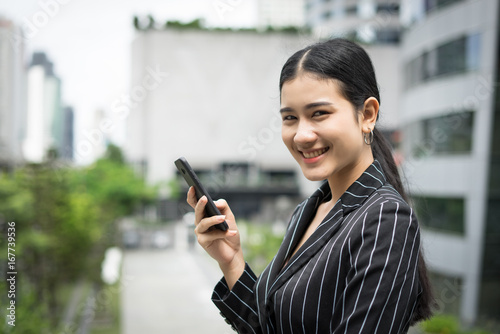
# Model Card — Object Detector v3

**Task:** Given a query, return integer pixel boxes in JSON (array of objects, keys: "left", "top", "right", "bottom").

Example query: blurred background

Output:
[{"left": 0, "top": 0, "right": 499, "bottom": 333}]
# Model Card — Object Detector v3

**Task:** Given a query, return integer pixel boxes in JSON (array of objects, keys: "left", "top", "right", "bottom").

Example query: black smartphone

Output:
[{"left": 174, "top": 157, "right": 229, "bottom": 231}]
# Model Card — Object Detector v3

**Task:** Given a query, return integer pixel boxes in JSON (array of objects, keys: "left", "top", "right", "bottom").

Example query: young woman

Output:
[{"left": 187, "top": 38, "right": 433, "bottom": 334}]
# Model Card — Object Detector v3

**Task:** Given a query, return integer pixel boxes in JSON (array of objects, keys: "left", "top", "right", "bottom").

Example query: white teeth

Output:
[{"left": 303, "top": 147, "right": 328, "bottom": 159}]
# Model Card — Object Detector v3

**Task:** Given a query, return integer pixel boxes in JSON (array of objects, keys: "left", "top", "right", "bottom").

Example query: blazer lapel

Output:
[
  {"left": 267, "top": 198, "right": 345, "bottom": 298},
  {"left": 265, "top": 160, "right": 387, "bottom": 300},
  {"left": 259, "top": 183, "right": 325, "bottom": 300},
  {"left": 267, "top": 197, "right": 317, "bottom": 282}
]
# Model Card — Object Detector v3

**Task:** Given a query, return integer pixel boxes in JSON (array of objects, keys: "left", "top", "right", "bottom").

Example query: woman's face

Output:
[{"left": 280, "top": 74, "right": 373, "bottom": 183}]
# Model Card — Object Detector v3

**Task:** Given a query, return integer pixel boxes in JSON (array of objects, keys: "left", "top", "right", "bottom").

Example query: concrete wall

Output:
[{"left": 125, "top": 29, "right": 311, "bottom": 190}]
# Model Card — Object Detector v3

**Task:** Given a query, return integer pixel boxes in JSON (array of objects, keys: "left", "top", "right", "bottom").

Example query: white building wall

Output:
[
  {"left": 126, "top": 29, "right": 311, "bottom": 189},
  {"left": 23, "top": 66, "right": 46, "bottom": 162},
  {"left": 400, "top": 0, "right": 499, "bottom": 325},
  {"left": 365, "top": 45, "right": 401, "bottom": 130},
  {"left": 44, "top": 75, "right": 60, "bottom": 151},
  {"left": 0, "top": 19, "right": 26, "bottom": 166},
  {"left": 23, "top": 64, "right": 62, "bottom": 163}
]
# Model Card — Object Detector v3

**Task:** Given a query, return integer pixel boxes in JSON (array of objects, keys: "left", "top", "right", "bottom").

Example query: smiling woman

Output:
[
  {"left": 186, "top": 38, "right": 434, "bottom": 334},
  {"left": 280, "top": 76, "right": 378, "bottom": 202}
]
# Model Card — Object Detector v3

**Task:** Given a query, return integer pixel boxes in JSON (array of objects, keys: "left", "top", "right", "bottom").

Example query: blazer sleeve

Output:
[
  {"left": 211, "top": 263, "right": 263, "bottom": 334},
  {"left": 331, "top": 199, "right": 421, "bottom": 334}
]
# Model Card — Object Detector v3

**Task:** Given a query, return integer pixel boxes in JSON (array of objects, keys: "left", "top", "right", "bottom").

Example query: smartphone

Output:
[{"left": 174, "top": 157, "right": 229, "bottom": 231}]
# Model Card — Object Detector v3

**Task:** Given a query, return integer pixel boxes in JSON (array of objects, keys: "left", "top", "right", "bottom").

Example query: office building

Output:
[
  {"left": 399, "top": 0, "right": 499, "bottom": 326},
  {"left": 61, "top": 106, "right": 74, "bottom": 161},
  {"left": 23, "top": 52, "right": 63, "bottom": 162},
  {"left": 0, "top": 17, "right": 27, "bottom": 169},
  {"left": 303, "top": 0, "right": 500, "bottom": 327}
]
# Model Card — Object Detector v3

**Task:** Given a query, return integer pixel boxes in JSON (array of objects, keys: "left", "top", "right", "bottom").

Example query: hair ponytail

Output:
[
  {"left": 280, "top": 37, "right": 435, "bottom": 324},
  {"left": 371, "top": 128, "right": 407, "bottom": 201},
  {"left": 372, "top": 128, "right": 435, "bottom": 323}
]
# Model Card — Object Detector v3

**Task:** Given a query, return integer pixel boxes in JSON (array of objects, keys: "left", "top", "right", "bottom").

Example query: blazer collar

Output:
[
  {"left": 265, "top": 160, "right": 387, "bottom": 299},
  {"left": 293, "top": 159, "right": 387, "bottom": 221},
  {"left": 336, "top": 159, "right": 387, "bottom": 216}
]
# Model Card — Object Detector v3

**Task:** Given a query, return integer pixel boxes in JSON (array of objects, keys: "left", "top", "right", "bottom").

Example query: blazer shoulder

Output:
[
  {"left": 355, "top": 183, "right": 417, "bottom": 225},
  {"left": 376, "top": 184, "right": 411, "bottom": 207}
]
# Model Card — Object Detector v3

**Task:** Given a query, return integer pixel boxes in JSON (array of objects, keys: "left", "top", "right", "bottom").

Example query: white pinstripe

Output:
[
  {"left": 287, "top": 263, "right": 308, "bottom": 334},
  {"left": 374, "top": 207, "right": 414, "bottom": 333},
  {"left": 343, "top": 207, "right": 379, "bottom": 334},
  {"left": 359, "top": 202, "right": 399, "bottom": 332},
  {"left": 213, "top": 290, "right": 258, "bottom": 334},
  {"left": 279, "top": 278, "right": 293, "bottom": 332},
  {"left": 269, "top": 209, "right": 342, "bottom": 293},
  {"left": 395, "top": 228, "right": 420, "bottom": 334},
  {"left": 364, "top": 171, "right": 384, "bottom": 185}
]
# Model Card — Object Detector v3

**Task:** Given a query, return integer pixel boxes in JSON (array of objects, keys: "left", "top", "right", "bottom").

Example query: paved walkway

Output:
[{"left": 121, "top": 223, "right": 234, "bottom": 334}]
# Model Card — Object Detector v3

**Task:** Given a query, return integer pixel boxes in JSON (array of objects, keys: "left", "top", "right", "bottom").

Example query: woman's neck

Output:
[{"left": 327, "top": 155, "right": 374, "bottom": 204}]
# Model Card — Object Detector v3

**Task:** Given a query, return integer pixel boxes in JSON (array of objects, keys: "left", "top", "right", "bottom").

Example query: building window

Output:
[
  {"left": 466, "top": 33, "right": 481, "bottom": 70},
  {"left": 376, "top": 3, "right": 400, "bottom": 14},
  {"left": 412, "top": 195, "right": 465, "bottom": 235},
  {"left": 403, "top": 0, "right": 464, "bottom": 25},
  {"left": 345, "top": 27, "right": 400, "bottom": 45},
  {"left": 436, "top": 37, "right": 467, "bottom": 76},
  {"left": 375, "top": 28, "right": 400, "bottom": 44},
  {"left": 405, "top": 34, "right": 481, "bottom": 88},
  {"left": 343, "top": 4, "right": 357, "bottom": 15},
  {"left": 405, "top": 111, "right": 474, "bottom": 157},
  {"left": 425, "top": 0, "right": 464, "bottom": 14}
]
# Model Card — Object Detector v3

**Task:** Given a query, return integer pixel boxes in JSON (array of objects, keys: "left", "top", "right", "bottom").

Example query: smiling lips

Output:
[{"left": 300, "top": 147, "right": 329, "bottom": 162}]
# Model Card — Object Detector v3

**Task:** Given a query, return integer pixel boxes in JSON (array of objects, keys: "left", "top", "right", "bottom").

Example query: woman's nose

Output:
[{"left": 294, "top": 122, "right": 317, "bottom": 145}]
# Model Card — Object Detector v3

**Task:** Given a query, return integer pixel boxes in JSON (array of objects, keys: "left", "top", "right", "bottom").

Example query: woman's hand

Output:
[{"left": 187, "top": 187, "right": 245, "bottom": 289}]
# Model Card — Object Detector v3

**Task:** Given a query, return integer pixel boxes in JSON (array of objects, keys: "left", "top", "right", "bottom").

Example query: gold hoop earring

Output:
[{"left": 364, "top": 128, "right": 374, "bottom": 145}]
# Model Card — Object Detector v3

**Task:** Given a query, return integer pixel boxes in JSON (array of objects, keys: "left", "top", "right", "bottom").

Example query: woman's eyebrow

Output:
[
  {"left": 279, "top": 107, "right": 294, "bottom": 113},
  {"left": 280, "top": 101, "right": 334, "bottom": 113},
  {"left": 304, "top": 101, "right": 334, "bottom": 109}
]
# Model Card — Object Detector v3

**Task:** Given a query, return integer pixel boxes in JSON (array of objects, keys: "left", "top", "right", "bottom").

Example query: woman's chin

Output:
[{"left": 302, "top": 172, "right": 328, "bottom": 182}]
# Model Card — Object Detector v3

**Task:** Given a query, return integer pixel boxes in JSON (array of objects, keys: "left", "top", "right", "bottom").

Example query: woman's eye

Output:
[
  {"left": 282, "top": 115, "right": 296, "bottom": 121},
  {"left": 313, "top": 110, "right": 329, "bottom": 117}
]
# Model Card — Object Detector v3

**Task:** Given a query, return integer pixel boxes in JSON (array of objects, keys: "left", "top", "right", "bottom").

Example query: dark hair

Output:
[{"left": 279, "top": 38, "right": 434, "bottom": 324}]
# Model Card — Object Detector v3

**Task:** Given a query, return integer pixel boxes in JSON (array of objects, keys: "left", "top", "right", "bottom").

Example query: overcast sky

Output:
[{"left": 0, "top": 0, "right": 258, "bottom": 159}]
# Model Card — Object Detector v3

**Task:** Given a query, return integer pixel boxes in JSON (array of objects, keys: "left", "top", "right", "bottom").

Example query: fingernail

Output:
[
  {"left": 216, "top": 215, "right": 226, "bottom": 222},
  {"left": 227, "top": 230, "right": 237, "bottom": 236}
]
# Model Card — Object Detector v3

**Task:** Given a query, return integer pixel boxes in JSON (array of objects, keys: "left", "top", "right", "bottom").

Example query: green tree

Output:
[
  {"left": 0, "top": 161, "right": 102, "bottom": 330},
  {"left": 77, "top": 144, "right": 156, "bottom": 222},
  {"left": 0, "top": 144, "right": 156, "bottom": 331}
]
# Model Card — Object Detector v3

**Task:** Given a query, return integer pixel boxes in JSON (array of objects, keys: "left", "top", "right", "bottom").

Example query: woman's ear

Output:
[{"left": 361, "top": 97, "right": 379, "bottom": 133}]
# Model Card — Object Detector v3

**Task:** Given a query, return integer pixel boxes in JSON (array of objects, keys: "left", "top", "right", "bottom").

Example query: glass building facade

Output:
[
  {"left": 400, "top": 0, "right": 500, "bottom": 327},
  {"left": 405, "top": 34, "right": 481, "bottom": 88},
  {"left": 305, "top": 0, "right": 499, "bottom": 327},
  {"left": 404, "top": 110, "right": 474, "bottom": 157}
]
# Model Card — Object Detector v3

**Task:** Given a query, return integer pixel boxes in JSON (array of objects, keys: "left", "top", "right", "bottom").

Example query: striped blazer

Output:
[{"left": 212, "top": 160, "right": 422, "bottom": 334}]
